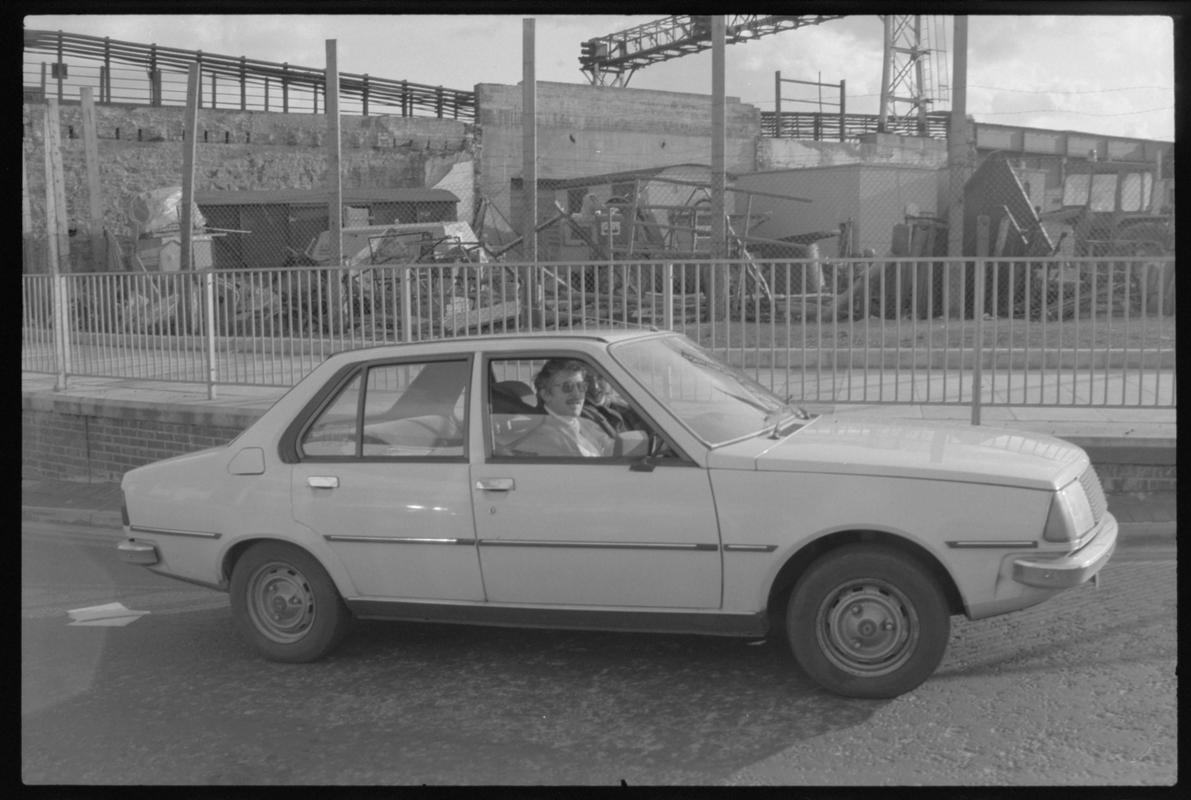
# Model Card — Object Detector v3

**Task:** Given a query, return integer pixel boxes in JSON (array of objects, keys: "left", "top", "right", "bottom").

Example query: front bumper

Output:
[{"left": 1012, "top": 512, "right": 1117, "bottom": 589}]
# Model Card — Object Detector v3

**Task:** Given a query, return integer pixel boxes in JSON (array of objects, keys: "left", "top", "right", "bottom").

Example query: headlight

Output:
[{"left": 1043, "top": 480, "right": 1095, "bottom": 543}]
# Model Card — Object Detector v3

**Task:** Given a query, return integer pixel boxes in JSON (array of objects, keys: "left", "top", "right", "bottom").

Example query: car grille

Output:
[{"left": 1079, "top": 466, "right": 1108, "bottom": 525}]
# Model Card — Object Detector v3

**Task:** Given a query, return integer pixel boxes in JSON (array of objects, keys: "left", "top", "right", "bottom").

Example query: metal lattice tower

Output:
[{"left": 878, "top": 15, "right": 940, "bottom": 135}]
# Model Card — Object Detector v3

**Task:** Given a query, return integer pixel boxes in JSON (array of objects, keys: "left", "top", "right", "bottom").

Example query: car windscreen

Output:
[{"left": 610, "top": 335, "right": 786, "bottom": 446}]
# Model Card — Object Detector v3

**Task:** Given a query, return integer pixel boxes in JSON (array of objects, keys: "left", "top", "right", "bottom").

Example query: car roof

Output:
[{"left": 323, "top": 327, "right": 669, "bottom": 361}]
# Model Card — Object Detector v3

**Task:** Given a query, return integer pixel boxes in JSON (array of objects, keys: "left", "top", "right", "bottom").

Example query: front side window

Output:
[
  {"left": 300, "top": 359, "right": 468, "bottom": 459},
  {"left": 487, "top": 356, "right": 658, "bottom": 460}
]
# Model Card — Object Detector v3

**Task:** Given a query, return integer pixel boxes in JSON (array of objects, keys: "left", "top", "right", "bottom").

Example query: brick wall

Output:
[
  {"left": 22, "top": 397, "right": 259, "bottom": 483},
  {"left": 1096, "top": 463, "right": 1178, "bottom": 495},
  {"left": 1070, "top": 440, "right": 1177, "bottom": 495}
]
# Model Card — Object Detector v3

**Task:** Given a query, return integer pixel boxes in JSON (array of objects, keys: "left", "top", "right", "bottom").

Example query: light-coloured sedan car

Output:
[{"left": 118, "top": 330, "right": 1116, "bottom": 698}]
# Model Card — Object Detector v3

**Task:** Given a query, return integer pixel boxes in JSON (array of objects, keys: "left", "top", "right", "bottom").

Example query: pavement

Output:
[{"left": 22, "top": 371, "right": 1176, "bottom": 544}]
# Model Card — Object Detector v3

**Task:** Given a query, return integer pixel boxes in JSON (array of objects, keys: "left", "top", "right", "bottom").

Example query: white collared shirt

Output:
[{"left": 543, "top": 406, "right": 603, "bottom": 457}]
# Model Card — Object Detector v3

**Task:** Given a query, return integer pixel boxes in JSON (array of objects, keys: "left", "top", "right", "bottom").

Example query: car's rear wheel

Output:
[
  {"left": 786, "top": 545, "right": 950, "bottom": 699},
  {"left": 230, "top": 542, "right": 351, "bottom": 662}
]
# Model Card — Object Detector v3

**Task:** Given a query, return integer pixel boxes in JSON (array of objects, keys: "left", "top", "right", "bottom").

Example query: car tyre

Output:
[
  {"left": 230, "top": 542, "right": 352, "bottom": 662},
  {"left": 786, "top": 545, "right": 950, "bottom": 699}
]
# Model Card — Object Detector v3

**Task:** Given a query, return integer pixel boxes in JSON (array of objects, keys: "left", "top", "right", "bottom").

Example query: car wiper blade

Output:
[
  {"left": 769, "top": 405, "right": 813, "bottom": 439},
  {"left": 714, "top": 384, "right": 771, "bottom": 413}
]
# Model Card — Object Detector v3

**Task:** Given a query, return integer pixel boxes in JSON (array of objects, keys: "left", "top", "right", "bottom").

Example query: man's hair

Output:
[{"left": 534, "top": 358, "right": 587, "bottom": 395}]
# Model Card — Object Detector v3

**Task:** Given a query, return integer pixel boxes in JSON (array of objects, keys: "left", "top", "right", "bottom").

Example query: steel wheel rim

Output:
[
  {"left": 816, "top": 579, "right": 918, "bottom": 677},
  {"left": 246, "top": 560, "right": 317, "bottom": 643}
]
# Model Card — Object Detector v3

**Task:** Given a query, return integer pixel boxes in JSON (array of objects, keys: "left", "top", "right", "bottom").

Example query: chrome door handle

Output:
[
  {"left": 475, "top": 478, "right": 515, "bottom": 492},
  {"left": 307, "top": 476, "right": 340, "bottom": 489}
]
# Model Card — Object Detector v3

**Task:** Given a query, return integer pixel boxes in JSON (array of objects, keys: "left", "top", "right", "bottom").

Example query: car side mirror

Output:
[{"left": 614, "top": 430, "right": 650, "bottom": 459}]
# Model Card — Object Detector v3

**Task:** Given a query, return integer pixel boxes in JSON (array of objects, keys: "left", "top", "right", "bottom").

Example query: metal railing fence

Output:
[
  {"left": 22, "top": 256, "right": 1175, "bottom": 418},
  {"left": 24, "top": 29, "right": 476, "bottom": 120},
  {"left": 760, "top": 110, "right": 951, "bottom": 141}
]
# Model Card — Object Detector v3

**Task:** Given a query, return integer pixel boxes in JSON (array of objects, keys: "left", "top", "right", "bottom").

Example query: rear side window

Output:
[{"left": 300, "top": 359, "right": 469, "bottom": 459}]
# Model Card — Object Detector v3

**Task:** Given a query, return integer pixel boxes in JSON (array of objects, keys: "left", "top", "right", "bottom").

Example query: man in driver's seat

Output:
[{"left": 509, "top": 359, "right": 613, "bottom": 457}]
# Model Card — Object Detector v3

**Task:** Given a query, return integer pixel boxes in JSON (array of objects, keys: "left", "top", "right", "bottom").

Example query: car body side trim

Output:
[
  {"left": 946, "top": 540, "right": 1039, "bottom": 549},
  {"left": 478, "top": 539, "right": 719, "bottom": 551},
  {"left": 128, "top": 525, "right": 221, "bottom": 540},
  {"left": 324, "top": 535, "right": 477, "bottom": 546},
  {"left": 723, "top": 544, "right": 778, "bottom": 553}
]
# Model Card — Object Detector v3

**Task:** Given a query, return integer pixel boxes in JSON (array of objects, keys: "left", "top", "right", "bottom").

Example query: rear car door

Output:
[{"left": 289, "top": 356, "right": 485, "bottom": 601}]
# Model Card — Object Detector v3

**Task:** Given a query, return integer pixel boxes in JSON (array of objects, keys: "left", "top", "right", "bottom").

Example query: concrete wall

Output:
[
  {"left": 22, "top": 101, "right": 474, "bottom": 271},
  {"left": 758, "top": 133, "right": 947, "bottom": 171},
  {"left": 476, "top": 82, "right": 759, "bottom": 235}
]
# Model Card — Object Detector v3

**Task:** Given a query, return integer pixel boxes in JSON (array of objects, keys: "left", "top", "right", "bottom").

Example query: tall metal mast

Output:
[{"left": 878, "top": 15, "right": 938, "bottom": 135}]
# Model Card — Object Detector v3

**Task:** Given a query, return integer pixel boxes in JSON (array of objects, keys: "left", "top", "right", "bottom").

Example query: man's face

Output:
[{"left": 542, "top": 369, "right": 586, "bottom": 417}]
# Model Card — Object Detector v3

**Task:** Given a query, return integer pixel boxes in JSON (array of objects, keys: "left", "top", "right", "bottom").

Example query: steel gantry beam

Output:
[{"left": 579, "top": 15, "right": 845, "bottom": 87}]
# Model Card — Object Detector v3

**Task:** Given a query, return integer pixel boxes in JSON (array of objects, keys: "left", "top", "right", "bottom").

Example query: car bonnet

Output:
[{"left": 707, "top": 415, "right": 1089, "bottom": 490}]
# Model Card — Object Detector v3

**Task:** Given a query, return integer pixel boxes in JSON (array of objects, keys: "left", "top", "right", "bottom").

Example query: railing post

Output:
[
  {"left": 204, "top": 270, "right": 218, "bottom": 399},
  {"left": 401, "top": 265, "right": 413, "bottom": 343},
  {"left": 971, "top": 258, "right": 985, "bottom": 425},
  {"left": 663, "top": 261, "right": 675, "bottom": 330},
  {"left": 52, "top": 274, "right": 71, "bottom": 391}
]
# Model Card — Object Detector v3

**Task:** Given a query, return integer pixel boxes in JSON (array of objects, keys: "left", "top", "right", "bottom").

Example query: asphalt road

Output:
[{"left": 21, "top": 522, "right": 1177, "bottom": 786}]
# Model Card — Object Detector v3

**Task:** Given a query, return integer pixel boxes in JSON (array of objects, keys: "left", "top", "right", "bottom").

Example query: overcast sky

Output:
[{"left": 25, "top": 13, "right": 1175, "bottom": 141}]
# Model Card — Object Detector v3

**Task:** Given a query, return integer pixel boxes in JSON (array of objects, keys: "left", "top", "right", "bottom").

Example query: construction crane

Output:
[
  {"left": 579, "top": 15, "right": 845, "bottom": 88},
  {"left": 580, "top": 14, "right": 946, "bottom": 136}
]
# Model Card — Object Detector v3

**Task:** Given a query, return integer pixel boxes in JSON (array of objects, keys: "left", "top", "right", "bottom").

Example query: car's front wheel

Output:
[
  {"left": 786, "top": 545, "right": 950, "bottom": 699},
  {"left": 230, "top": 542, "right": 352, "bottom": 662}
]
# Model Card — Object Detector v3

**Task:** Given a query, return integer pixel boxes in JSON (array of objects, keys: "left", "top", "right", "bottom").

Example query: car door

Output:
[
  {"left": 470, "top": 354, "right": 722, "bottom": 609},
  {"left": 290, "top": 356, "right": 485, "bottom": 601}
]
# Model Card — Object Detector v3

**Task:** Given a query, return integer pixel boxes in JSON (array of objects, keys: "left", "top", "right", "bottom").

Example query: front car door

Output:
[
  {"left": 289, "top": 356, "right": 485, "bottom": 602},
  {"left": 470, "top": 351, "right": 722, "bottom": 610}
]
